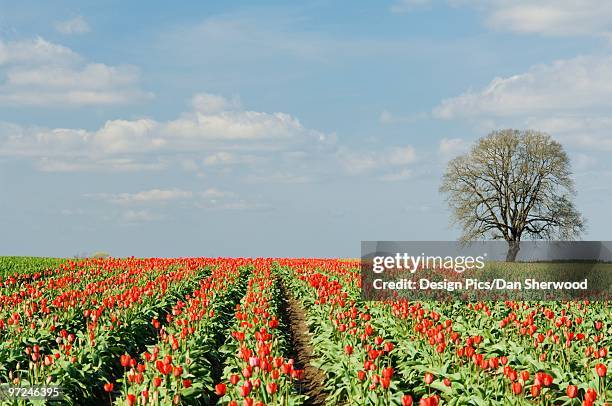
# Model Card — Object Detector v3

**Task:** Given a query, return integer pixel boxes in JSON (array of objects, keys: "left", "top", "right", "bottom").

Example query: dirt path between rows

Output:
[{"left": 279, "top": 284, "right": 328, "bottom": 406}]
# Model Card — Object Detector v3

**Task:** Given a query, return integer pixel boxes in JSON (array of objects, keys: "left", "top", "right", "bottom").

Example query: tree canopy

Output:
[{"left": 440, "top": 129, "right": 585, "bottom": 261}]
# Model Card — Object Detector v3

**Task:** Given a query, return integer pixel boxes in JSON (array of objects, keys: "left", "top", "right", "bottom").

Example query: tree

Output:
[{"left": 440, "top": 129, "right": 585, "bottom": 261}]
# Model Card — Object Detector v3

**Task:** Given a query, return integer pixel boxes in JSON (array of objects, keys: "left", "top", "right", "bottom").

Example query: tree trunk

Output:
[{"left": 506, "top": 240, "right": 520, "bottom": 262}]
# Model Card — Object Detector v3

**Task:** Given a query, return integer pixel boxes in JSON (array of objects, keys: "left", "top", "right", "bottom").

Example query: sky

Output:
[{"left": 1, "top": 0, "right": 611, "bottom": 257}]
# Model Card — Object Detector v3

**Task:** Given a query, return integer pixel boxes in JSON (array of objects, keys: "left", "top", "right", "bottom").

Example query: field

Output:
[{"left": 0, "top": 257, "right": 609, "bottom": 405}]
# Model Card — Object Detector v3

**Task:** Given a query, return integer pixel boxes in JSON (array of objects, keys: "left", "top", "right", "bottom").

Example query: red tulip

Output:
[
  {"left": 249, "top": 357, "right": 260, "bottom": 367},
  {"left": 120, "top": 354, "right": 131, "bottom": 368},
  {"left": 419, "top": 395, "right": 439, "bottom": 406},
  {"left": 566, "top": 384, "right": 578, "bottom": 398},
  {"left": 382, "top": 367, "right": 394, "bottom": 379},
  {"left": 488, "top": 357, "right": 499, "bottom": 369},
  {"left": 173, "top": 366, "right": 183, "bottom": 377},
  {"left": 595, "top": 363, "right": 607, "bottom": 377},
  {"left": 512, "top": 382, "right": 523, "bottom": 395},
  {"left": 242, "top": 366, "right": 252, "bottom": 378},
  {"left": 520, "top": 371, "right": 530, "bottom": 382},
  {"left": 239, "top": 384, "right": 251, "bottom": 397},
  {"left": 103, "top": 383, "right": 114, "bottom": 393},
  {"left": 424, "top": 372, "right": 434, "bottom": 385},
  {"left": 126, "top": 394, "right": 136, "bottom": 406},
  {"left": 266, "top": 382, "right": 278, "bottom": 394},
  {"left": 215, "top": 383, "right": 227, "bottom": 396},
  {"left": 402, "top": 394, "right": 413, "bottom": 406},
  {"left": 585, "top": 388, "right": 597, "bottom": 403}
]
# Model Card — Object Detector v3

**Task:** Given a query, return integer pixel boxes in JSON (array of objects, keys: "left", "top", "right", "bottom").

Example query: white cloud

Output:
[
  {"left": 85, "top": 186, "right": 264, "bottom": 213},
  {"left": 196, "top": 188, "right": 268, "bottom": 211},
  {"left": 0, "top": 37, "right": 79, "bottom": 66},
  {"left": 0, "top": 92, "right": 333, "bottom": 171},
  {"left": 434, "top": 55, "right": 612, "bottom": 119},
  {"left": 439, "top": 137, "right": 467, "bottom": 156},
  {"left": 55, "top": 16, "right": 91, "bottom": 35},
  {"left": 524, "top": 116, "right": 612, "bottom": 152},
  {"left": 245, "top": 172, "right": 312, "bottom": 184},
  {"left": 203, "top": 151, "right": 263, "bottom": 166},
  {"left": 0, "top": 88, "right": 416, "bottom": 183},
  {"left": 452, "top": 0, "right": 612, "bottom": 38},
  {"left": 122, "top": 209, "right": 162, "bottom": 222},
  {"left": 92, "top": 119, "right": 161, "bottom": 154},
  {"left": 165, "top": 110, "right": 324, "bottom": 143},
  {"left": 7, "top": 64, "right": 139, "bottom": 89},
  {"left": 387, "top": 146, "right": 417, "bottom": 166},
  {"left": 192, "top": 92, "right": 240, "bottom": 113},
  {"left": 523, "top": 116, "right": 612, "bottom": 135},
  {"left": 337, "top": 145, "right": 417, "bottom": 175},
  {"left": 433, "top": 55, "right": 612, "bottom": 153},
  {"left": 88, "top": 189, "right": 193, "bottom": 205},
  {"left": 36, "top": 157, "right": 166, "bottom": 172},
  {"left": 337, "top": 150, "right": 379, "bottom": 175},
  {"left": 196, "top": 199, "right": 270, "bottom": 211},
  {"left": 0, "top": 37, "right": 150, "bottom": 106},
  {"left": 200, "top": 188, "right": 235, "bottom": 200},
  {"left": 203, "top": 152, "right": 233, "bottom": 166}
]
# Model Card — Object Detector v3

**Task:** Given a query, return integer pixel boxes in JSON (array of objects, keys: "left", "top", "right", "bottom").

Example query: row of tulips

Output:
[
  {"left": 0, "top": 258, "right": 190, "bottom": 344},
  {"left": 277, "top": 259, "right": 610, "bottom": 405},
  {"left": 1, "top": 258, "right": 218, "bottom": 405},
  {"left": 215, "top": 260, "right": 306, "bottom": 406},
  {"left": 275, "top": 260, "right": 419, "bottom": 405},
  {"left": 383, "top": 297, "right": 611, "bottom": 404},
  {"left": 0, "top": 256, "right": 68, "bottom": 291},
  {"left": 111, "top": 259, "right": 253, "bottom": 405}
]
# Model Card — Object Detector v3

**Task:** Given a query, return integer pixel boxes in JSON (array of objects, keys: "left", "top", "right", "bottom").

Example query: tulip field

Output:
[{"left": 0, "top": 257, "right": 610, "bottom": 405}]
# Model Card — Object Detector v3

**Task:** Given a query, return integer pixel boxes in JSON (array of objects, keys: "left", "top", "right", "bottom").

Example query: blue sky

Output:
[{"left": 1, "top": 0, "right": 611, "bottom": 257}]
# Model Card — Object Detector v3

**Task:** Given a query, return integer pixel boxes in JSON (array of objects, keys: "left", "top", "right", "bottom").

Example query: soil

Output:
[{"left": 279, "top": 284, "right": 328, "bottom": 406}]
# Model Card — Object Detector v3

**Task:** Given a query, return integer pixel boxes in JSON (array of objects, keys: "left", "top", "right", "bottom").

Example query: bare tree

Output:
[{"left": 440, "top": 129, "right": 585, "bottom": 261}]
